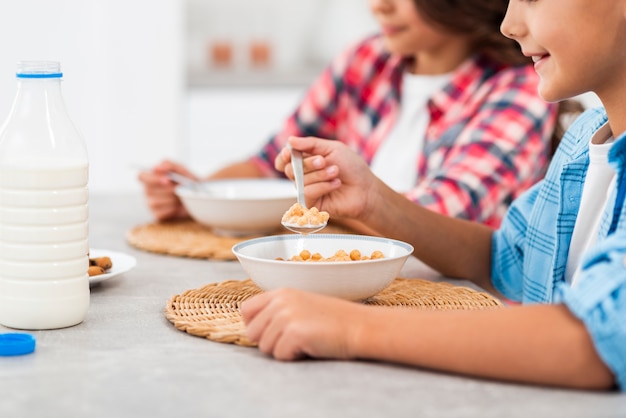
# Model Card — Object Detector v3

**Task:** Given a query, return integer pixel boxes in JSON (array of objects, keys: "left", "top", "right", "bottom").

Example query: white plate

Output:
[{"left": 89, "top": 248, "right": 137, "bottom": 286}]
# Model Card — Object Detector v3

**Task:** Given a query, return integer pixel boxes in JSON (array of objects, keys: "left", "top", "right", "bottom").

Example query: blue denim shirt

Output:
[{"left": 492, "top": 107, "right": 626, "bottom": 390}]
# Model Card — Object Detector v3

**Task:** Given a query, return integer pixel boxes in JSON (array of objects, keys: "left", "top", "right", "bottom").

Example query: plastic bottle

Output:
[{"left": 0, "top": 61, "right": 89, "bottom": 330}]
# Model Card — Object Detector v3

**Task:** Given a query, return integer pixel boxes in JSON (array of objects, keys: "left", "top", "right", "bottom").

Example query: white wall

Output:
[
  {"left": 185, "top": 87, "right": 305, "bottom": 176},
  {"left": 0, "top": 0, "right": 185, "bottom": 194}
]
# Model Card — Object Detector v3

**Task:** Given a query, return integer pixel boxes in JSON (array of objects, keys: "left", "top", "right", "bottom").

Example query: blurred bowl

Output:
[
  {"left": 175, "top": 178, "right": 296, "bottom": 236},
  {"left": 232, "top": 234, "right": 414, "bottom": 301}
]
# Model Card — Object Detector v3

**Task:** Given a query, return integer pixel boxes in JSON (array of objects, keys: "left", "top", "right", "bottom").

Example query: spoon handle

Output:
[
  {"left": 289, "top": 145, "right": 306, "bottom": 208},
  {"left": 166, "top": 171, "right": 197, "bottom": 187}
]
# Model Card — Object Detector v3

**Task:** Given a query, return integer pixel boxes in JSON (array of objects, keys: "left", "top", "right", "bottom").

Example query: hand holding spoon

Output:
[{"left": 281, "top": 145, "right": 328, "bottom": 234}]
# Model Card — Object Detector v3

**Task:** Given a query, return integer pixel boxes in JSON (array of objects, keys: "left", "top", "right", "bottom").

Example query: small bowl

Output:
[
  {"left": 232, "top": 234, "right": 414, "bottom": 301},
  {"left": 175, "top": 178, "right": 296, "bottom": 236}
]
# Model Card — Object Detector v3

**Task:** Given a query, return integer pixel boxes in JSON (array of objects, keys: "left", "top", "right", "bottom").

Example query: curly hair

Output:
[{"left": 413, "top": 0, "right": 528, "bottom": 66}]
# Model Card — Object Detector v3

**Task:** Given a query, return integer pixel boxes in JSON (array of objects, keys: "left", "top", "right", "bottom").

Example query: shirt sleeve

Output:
[
  {"left": 490, "top": 181, "right": 541, "bottom": 300},
  {"left": 557, "top": 234, "right": 626, "bottom": 391},
  {"left": 247, "top": 41, "right": 359, "bottom": 177},
  {"left": 405, "top": 66, "right": 558, "bottom": 227}
]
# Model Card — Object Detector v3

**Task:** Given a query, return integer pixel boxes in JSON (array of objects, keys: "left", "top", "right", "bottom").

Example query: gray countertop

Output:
[{"left": 1, "top": 194, "right": 625, "bottom": 418}]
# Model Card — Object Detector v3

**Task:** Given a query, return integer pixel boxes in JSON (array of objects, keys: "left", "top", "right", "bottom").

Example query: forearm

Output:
[
  {"left": 350, "top": 303, "right": 614, "bottom": 390},
  {"left": 362, "top": 181, "right": 494, "bottom": 285},
  {"left": 208, "top": 161, "right": 266, "bottom": 179}
]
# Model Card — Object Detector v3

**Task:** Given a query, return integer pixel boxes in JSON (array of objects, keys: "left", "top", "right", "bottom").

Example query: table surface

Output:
[{"left": 1, "top": 194, "right": 625, "bottom": 418}]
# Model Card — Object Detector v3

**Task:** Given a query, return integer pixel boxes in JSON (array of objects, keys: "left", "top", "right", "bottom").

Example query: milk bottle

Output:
[{"left": 0, "top": 61, "right": 89, "bottom": 329}]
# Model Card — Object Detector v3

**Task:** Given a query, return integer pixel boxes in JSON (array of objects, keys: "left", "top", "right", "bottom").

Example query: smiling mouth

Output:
[
  {"left": 381, "top": 25, "right": 406, "bottom": 36},
  {"left": 531, "top": 54, "right": 549, "bottom": 63}
]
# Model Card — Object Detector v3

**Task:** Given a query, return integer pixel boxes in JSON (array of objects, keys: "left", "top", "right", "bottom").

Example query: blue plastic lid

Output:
[
  {"left": 16, "top": 73, "right": 62, "bottom": 79},
  {"left": 0, "top": 333, "right": 36, "bottom": 356},
  {"left": 15, "top": 61, "right": 62, "bottom": 78}
]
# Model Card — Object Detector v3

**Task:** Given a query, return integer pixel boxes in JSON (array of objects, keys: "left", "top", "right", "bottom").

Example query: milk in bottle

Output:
[{"left": 0, "top": 61, "right": 89, "bottom": 329}]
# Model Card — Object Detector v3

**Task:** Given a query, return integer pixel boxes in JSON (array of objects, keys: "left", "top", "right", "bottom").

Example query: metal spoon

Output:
[
  {"left": 167, "top": 172, "right": 213, "bottom": 195},
  {"left": 281, "top": 145, "right": 327, "bottom": 234}
]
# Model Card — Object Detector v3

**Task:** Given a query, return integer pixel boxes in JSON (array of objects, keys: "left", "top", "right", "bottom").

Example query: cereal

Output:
[
  {"left": 279, "top": 249, "right": 386, "bottom": 262},
  {"left": 281, "top": 203, "right": 329, "bottom": 226}
]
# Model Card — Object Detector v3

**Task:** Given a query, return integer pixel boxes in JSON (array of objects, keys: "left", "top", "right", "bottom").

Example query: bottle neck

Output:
[
  {"left": 15, "top": 77, "right": 64, "bottom": 107},
  {"left": 9, "top": 78, "right": 70, "bottom": 128},
  {"left": 0, "top": 74, "right": 87, "bottom": 167}
]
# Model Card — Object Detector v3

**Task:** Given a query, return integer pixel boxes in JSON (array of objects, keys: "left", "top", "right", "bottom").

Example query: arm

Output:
[
  {"left": 208, "top": 161, "right": 266, "bottom": 179},
  {"left": 241, "top": 291, "right": 614, "bottom": 390},
  {"left": 276, "top": 136, "right": 493, "bottom": 285}
]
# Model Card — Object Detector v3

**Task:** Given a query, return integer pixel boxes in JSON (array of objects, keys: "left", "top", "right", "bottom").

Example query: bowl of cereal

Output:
[
  {"left": 175, "top": 178, "right": 297, "bottom": 236},
  {"left": 232, "top": 234, "right": 414, "bottom": 300}
]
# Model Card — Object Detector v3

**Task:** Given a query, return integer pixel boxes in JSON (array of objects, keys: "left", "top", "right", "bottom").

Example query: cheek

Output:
[{"left": 388, "top": 29, "right": 445, "bottom": 56}]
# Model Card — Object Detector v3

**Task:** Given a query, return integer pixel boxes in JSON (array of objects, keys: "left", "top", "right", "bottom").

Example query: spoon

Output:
[
  {"left": 281, "top": 145, "right": 327, "bottom": 234},
  {"left": 166, "top": 172, "right": 213, "bottom": 195}
]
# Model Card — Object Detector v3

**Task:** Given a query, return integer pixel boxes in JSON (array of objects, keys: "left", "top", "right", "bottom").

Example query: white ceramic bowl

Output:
[
  {"left": 175, "top": 178, "right": 296, "bottom": 236},
  {"left": 232, "top": 234, "right": 414, "bottom": 301}
]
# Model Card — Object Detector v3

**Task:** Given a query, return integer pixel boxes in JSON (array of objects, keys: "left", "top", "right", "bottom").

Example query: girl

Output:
[
  {"left": 139, "top": 0, "right": 561, "bottom": 230},
  {"left": 241, "top": 0, "right": 625, "bottom": 390}
]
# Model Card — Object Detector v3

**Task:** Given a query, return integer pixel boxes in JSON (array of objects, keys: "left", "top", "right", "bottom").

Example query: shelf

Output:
[{"left": 187, "top": 66, "right": 323, "bottom": 88}]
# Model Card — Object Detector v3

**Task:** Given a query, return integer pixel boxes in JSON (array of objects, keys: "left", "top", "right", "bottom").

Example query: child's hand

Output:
[
  {"left": 274, "top": 136, "right": 379, "bottom": 222},
  {"left": 138, "top": 160, "right": 195, "bottom": 221},
  {"left": 241, "top": 288, "right": 366, "bottom": 361}
]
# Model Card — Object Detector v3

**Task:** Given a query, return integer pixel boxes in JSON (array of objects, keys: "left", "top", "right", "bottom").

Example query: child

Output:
[
  {"left": 241, "top": 0, "right": 624, "bottom": 390},
  {"left": 139, "top": 0, "right": 561, "bottom": 230}
]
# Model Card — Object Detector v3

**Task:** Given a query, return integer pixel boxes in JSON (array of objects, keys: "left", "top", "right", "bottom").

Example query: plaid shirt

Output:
[
  {"left": 492, "top": 108, "right": 626, "bottom": 390},
  {"left": 250, "top": 35, "right": 558, "bottom": 227}
]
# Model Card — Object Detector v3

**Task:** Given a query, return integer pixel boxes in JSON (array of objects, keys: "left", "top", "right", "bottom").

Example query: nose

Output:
[
  {"left": 500, "top": 1, "right": 524, "bottom": 40},
  {"left": 369, "top": 0, "right": 393, "bottom": 14}
]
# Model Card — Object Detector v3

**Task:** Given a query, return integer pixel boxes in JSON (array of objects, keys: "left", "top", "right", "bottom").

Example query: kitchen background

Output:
[
  {"left": 0, "top": 0, "right": 600, "bottom": 195},
  {"left": 0, "top": 0, "right": 376, "bottom": 194}
]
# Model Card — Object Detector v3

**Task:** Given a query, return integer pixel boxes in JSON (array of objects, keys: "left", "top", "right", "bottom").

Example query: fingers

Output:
[
  {"left": 149, "top": 192, "right": 186, "bottom": 221},
  {"left": 274, "top": 147, "right": 291, "bottom": 173},
  {"left": 276, "top": 136, "right": 332, "bottom": 174},
  {"left": 242, "top": 290, "right": 306, "bottom": 360},
  {"left": 241, "top": 291, "right": 273, "bottom": 327},
  {"left": 138, "top": 160, "right": 190, "bottom": 221},
  {"left": 243, "top": 289, "right": 358, "bottom": 362},
  {"left": 276, "top": 140, "right": 339, "bottom": 182},
  {"left": 289, "top": 136, "right": 339, "bottom": 158},
  {"left": 138, "top": 168, "right": 169, "bottom": 188}
]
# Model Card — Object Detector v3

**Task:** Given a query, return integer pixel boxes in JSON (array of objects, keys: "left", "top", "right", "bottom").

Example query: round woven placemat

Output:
[
  {"left": 127, "top": 220, "right": 353, "bottom": 261},
  {"left": 165, "top": 278, "right": 502, "bottom": 347}
]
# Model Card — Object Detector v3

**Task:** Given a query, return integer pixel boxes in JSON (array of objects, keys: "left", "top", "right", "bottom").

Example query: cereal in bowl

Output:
[{"left": 278, "top": 249, "right": 385, "bottom": 262}]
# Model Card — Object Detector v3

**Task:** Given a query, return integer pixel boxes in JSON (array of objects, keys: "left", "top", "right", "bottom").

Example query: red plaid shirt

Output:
[{"left": 250, "top": 35, "right": 558, "bottom": 227}]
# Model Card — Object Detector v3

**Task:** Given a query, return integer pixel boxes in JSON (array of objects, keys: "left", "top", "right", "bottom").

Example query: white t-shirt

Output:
[
  {"left": 370, "top": 71, "right": 452, "bottom": 193},
  {"left": 566, "top": 123, "right": 615, "bottom": 287}
]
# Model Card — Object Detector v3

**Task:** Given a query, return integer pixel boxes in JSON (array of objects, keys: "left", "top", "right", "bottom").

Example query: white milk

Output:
[{"left": 0, "top": 163, "right": 90, "bottom": 329}]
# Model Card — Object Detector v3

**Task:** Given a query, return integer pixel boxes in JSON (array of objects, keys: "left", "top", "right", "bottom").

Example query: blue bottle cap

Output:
[{"left": 0, "top": 333, "right": 36, "bottom": 356}]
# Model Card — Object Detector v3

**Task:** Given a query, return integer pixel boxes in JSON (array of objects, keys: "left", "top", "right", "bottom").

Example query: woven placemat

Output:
[
  {"left": 165, "top": 278, "right": 502, "bottom": 347},
  {"left": 127, "top": 220, "right": 353, "bottom": 261}
]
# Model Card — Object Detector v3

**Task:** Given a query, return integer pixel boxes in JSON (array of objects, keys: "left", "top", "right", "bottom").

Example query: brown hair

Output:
[{"left": 413, "top": 0, "right": 528, "bottom": 66}]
